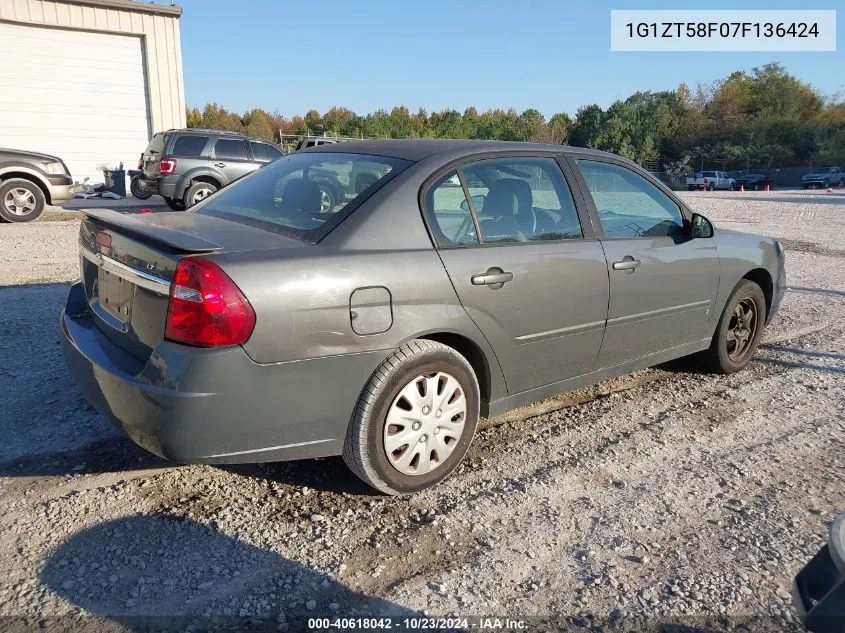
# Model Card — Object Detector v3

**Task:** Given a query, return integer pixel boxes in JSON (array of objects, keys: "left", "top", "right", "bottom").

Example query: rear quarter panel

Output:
[{"left": 213, "top": 164, "right": 508, "bottom": 402}]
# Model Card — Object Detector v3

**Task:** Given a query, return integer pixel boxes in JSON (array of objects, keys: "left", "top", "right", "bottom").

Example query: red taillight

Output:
[
  {"left": 160, "top": 158, "right": 177, "bottom": 175},
  {"left": 165, "top": 258, "right": 255, "bottom": 348},
  {"left": 138, "top": 154, "right": 144, "bottom": 170}
]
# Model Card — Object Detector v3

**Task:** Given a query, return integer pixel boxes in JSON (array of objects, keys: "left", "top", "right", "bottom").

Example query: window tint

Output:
[
  {"left": 249, "top": 141, "right": 284, "bottom": 163},
  {"left": 424, "top": 171, "right": 479, "bottom": 246},
  {"left": 460, "top": 157, "right": 582, "bottom": 243},
  {"left": 579, "top": 160, "right": 685, "bottom": 238},
  {"left": 171, "top": 135, "right": 208, "bottom": 157},
  {"left": 214, "top": 138, "right": 248, "bottom": 161},
  {"left": 195, "top": 152, "right": 411, "bottom": 243}
]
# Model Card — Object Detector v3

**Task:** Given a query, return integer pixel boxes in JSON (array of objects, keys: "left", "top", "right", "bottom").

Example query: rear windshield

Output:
[
  {"left": 194, "top": 152, "right": 411, "bottom": 243},
  {"left": 144, "top": 133, "right": 167, "bottom": 154}
]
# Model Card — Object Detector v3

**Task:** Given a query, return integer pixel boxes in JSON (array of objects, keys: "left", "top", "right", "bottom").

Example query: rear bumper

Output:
[
  {"left": 155, "top": 175, "right": 181, "bottom": 200},
  {"left": 60, "top": 282, "right": 384, "bottom": 464}
]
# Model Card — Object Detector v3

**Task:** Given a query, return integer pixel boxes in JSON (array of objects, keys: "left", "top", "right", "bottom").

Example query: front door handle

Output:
[
  {"left": 612, "top": 256, "right": 642, "bottom": 273},
  {"left": 214, "top": 162, "right": 226, "bottom": 168},
  {"left": 471, "top": 267, "right": 513, "bottom": 289}
]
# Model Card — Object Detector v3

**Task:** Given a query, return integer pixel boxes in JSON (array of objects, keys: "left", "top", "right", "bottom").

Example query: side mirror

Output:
[{"left": 691, "top": 213, "right": 714, "bottom": 238}]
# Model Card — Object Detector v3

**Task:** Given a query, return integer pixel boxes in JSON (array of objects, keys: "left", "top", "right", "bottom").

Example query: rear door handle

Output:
[
  {"left": 214, "top": 162, "right": 226, "bottom": 168},
  {"left": 612, "top": 256, "right": 641, "bottom": 273},
  {"left": 471, "top": 267, "right": 513, "bottom": 288}
]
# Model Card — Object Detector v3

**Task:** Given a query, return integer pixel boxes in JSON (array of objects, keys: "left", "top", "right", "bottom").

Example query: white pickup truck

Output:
[
  {"left": 686, "top": 171, "right": 736, "bottom": 191},
  {"left": 801, "top": 166, "right": 844, "bottom": 189}
]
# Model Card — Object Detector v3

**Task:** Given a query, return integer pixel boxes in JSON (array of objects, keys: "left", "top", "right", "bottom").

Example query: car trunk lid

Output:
[{"left": 78, "top": 209, "right": 307, "bottom": 361}]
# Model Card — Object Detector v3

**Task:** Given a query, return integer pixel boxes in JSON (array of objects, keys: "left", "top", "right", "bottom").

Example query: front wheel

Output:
[
  {"left": 695, "top": 280, "right": 766, "bottom": 374},
  {"left": 343, "top": 340, "right": 480, "bottom": 495}
]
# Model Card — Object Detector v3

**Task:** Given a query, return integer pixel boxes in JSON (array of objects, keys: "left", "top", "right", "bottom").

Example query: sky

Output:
[{"left": 177, "top": 0, "right": 843, "bottom": 119}]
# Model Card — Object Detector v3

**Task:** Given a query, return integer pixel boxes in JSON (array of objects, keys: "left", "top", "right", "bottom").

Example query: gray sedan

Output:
[{"left": 61, "top": 140, "right": 785, "bottom": 494}]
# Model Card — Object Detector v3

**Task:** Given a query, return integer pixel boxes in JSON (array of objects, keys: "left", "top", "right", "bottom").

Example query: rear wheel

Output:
[
  {"left": 695, "top": 280, "right": 766, "bottom": 374},
  {"left": 343, "top": 340, "right": 480, "bottom": 495},
  {"left": 184, "top": 181, "right": 218, "bottom": 208},
  {"left": 0, "top": 178, "right": 46, "bottom": 223},
  {"left": 163, "top": 196, "right": 186, "bottom": 211}
]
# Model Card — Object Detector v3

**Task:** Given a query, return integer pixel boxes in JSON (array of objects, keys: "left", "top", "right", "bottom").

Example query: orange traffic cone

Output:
[
  {"left": 740, "top": 184, "right": 744, "bottom": 192},
  {"left": 765, "top": 184, "right": 770, "bottom": 191},
  {"left": 826, "top": 188, "right": 834, "bottom": 193}
]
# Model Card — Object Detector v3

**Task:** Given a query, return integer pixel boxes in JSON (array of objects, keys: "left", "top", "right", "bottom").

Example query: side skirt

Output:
[{"left": 487, "top": 338, "right": 711, "bottom": 417}]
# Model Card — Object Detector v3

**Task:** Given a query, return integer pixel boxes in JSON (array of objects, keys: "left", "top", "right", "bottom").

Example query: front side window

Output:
[
  {"left": 214, "top": 138, "right": 249, "bottom": 161},
  {"left": 460, "top": 157, "right": 582, "bottom": 243},
  {"left": 578, "top": 160, "right": 685, "bottom": 238},
  {"left": 250, "top": 141, "right": 284, "bottom": 163},
  {"left": 195, "top": 152, "right": 411, "bottom": 243},
  {"left": 424, "top": 171, "right": 479, "bottom": 246},
  {"left": 171, "top": 135, "right": 208, "bottom": 157}
]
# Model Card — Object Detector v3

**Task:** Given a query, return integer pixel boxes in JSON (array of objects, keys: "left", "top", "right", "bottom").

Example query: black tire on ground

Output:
[
  {"left": 342, "top": 339, "right": 480, "bottom": 495},
  {"left": 130, "top": 178, "right": 153, "bottom": 200},
  {"left": 0, "top": 178, "right": 46, "bottom": 223},
  {"left": 183, "top": 181, "right": 218, "bottom": 208},
  {"left": 729, "top": 182, "right": 736, "bottom": 191},
  {"left": 824, "top": 180, "right": 830, "bottom": 189},
  {"left": 163, "top": 196, "right": 186, "bottom": 211},
  {"left": 694, "top": 280, "right": 767, "bottom": 374},
  {"left": 708, "top": 183, "right": 715, "bottom": 191}
]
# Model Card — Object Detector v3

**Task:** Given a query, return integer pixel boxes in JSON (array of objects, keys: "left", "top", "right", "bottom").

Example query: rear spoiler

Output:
[{"left": 80, "top": 208, "right": 222, "bottom": 253}]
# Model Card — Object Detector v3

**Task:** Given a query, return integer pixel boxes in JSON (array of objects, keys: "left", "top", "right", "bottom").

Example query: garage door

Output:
[{"left": 0, "top": 22, "right": 150, "bottom": 185}]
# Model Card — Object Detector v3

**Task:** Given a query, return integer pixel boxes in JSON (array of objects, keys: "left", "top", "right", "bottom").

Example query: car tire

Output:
[
  {"left": 163, "top": 196, "right": 186, "bottom": 211},
  {"left": 317, "top": 184, "right": 335, "bottom": 213},
  {"left": 0, "top": 178, "right": 46, "bottom": 223},
  {"left": 184, "top": 181, "right": 218, "bottom": 208},
  {"left": 695, "top": 280, "right": 767, "bottom": 374},
  {"left": 342, "top": 339, "right": 480, "bottom": 495},
  {"left": 708, "top": 183, "right": 715, "bottom": 191},
  {"left": 824, "top": 180, "right": 830, "bottom": 189},
  {"left": 729, "top": 182, "right": 736, "bottom": 191},
  {"left": 130, "top": 178, "right": 153, "bottom": 200}
]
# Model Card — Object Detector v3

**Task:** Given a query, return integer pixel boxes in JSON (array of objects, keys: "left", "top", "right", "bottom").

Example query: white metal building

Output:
[{"left": 0, "top": 0, "right": 185, "bottom": 183}]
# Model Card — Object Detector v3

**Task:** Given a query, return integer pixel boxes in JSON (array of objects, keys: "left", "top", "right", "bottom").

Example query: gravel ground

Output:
[{"left": 0, "top": 190, "right": 842, "bottom": 632}]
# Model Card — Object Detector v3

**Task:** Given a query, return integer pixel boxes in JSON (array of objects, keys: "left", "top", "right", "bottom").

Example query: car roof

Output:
[{"left": 303, "top": 138, "right": 620, "bottom": 162}]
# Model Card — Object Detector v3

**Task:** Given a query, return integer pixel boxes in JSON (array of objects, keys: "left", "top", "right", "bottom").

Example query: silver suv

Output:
[{"left": 140, "top": 129, "right": 285, "bottom": 210}]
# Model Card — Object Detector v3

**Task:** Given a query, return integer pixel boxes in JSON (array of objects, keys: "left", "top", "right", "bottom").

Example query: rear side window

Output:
[
  {"left": 250, "top": 141, "right": 284, "bottom": 163},
  {"left": 214, "top": 138, "right": 249, "bottom": 161},
  {"left": 459, "top": 157, "right": 582, "bottom": 243},
  {"left": 171, "top": 135, "right": 208, "bottom": 157},
  {"left": 194, "top": 152, "right": 411, "bottom": 243}
]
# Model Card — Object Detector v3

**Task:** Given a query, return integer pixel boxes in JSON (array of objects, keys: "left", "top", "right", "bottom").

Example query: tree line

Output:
[{"left": 187, "top": 63, "right": 844, "bottom": 173}]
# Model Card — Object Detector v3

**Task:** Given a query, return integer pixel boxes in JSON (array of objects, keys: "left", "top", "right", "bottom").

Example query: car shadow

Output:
[
  {"left": 0, "top": 282, "right": 162, "bottom": 478},
  {"left": 220, "top": 458, "right": 379, "bottom": 497},
  {"left": 38, "top": 515, "right": 415, "bottom": 632},
  {"left": 787, "top": 286, "right": 845, "bottom": 298}
]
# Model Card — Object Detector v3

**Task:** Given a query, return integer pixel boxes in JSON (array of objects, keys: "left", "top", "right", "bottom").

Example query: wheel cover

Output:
[
  {"left": 319, "top": 189, "right": 332, "bottom": 212},
  {"left": 726, "top": 297, "right": 759, "bottom": 361},
  {"left": 383, "top": 371, "right": 467, "bottom": 476},
  {"left": 191, "top": 186, "right": 214, "bottom": 205},
  {"left": 4, "top": 188, "right": 36, "bottom": 215}
]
